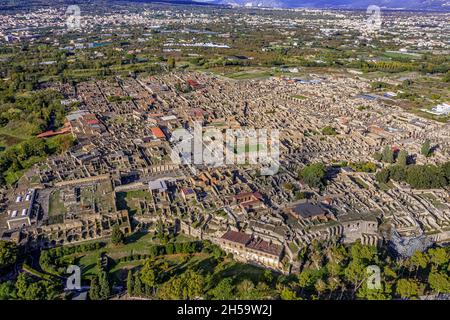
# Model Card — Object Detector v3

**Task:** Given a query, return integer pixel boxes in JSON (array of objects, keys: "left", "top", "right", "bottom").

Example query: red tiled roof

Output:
[
  {"left": 221, "top": 230, "right": 251, "bottom": 245},
  {"left": 240, "top": 199, "right": 262, "bottom": 208},
  {"left": 187, "top": 79, "right": 200, "bottom": 87},
  {"left": 37, "top": 131, "right": 58, "bottom": 138},
  {"left": 150, "top": 127, "right": 165, "bottom": 139},
  {"left": 247, "top": 238, "right": 283, "bottom": 257},
  {"left": 36, "top": 126, "right": 71, "bottom": 138},
  {"left": 221, "top": 231, "right": 283, "bottom": 257}
]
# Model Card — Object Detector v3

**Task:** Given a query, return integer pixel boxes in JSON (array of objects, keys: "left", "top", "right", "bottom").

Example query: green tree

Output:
[
  {"left": 157, "top": 270, "right": 205, "bottom": 300},
  {"left": 357, "top": 282, "right": 392, "bottom": 300},
  {"left": 428, "top": 271, "right": 450, "bottom": 294},
  {"left": 0, "top": 241, "right": 18, "bottom": 269},
  {"left": 24, "top": 282, "right": 45, "bottom": 300},
  {"left": 327, "top": 244, "right": 348, "bottom": 264},
  {"left": 279, "top": 286, "right": 299, "bottom": 300},
  {"left": 254, "top": 282, "right": 271, "bottom": 299},
  {"left": 373, "top": 152, "right": 383, "bottom": 162},
  {"left": 262, "top": 269, "right": 274, "bottom": 284},
  {"left": 299, "top": 163, "right": 327, "bottom": 189},
  {"left": 184, "top": 270, "right": 205, "bottom": 299},
  {"left": 134, "top": 274, "right": 143, "bottom": 297},
  {"left": 410, "top": 251, "right": 428, "bottom": 273},
  {"left": 15, "top": 273, "right": 29, "bottom": 299},
  {"left": 149, "top": 245, "right": 159, "bottom": 258},
  {"left": 376, "top": 168, "right": 390, "bottom": 184},
  {"left": 127, "top": 270, "right": 134, "bottom": 296},
  {"left": 442, "top": 162, "right": 450, "bottom": 181},
  {"left": 140, "top": 259, "right": 156, "bottom": 294},
  {"left": 421, "top": 140, "right": 432, "bottom": 157},
  {"left": 111, "top": 224, "right": 124, "bottom": 246},
  {"left": 89, "top": 277, "right": 100, "bottom": 300},
  {"left": 443, "top": 71, "right": 450, "bottom": 83},
  {"left": 209, "top": 278, "right": 234, "bottom": 300},
  {"left": 397, "top": 150, "right": 408, "bottom": 166},
  {"left": 98, "top": 271, "right": 111, "bottom": 299},
  {"left": 321, "top": 126, "right": 337, "bottom": 136},
  {"left": 344, "top": 260, "right": 366, "bottom": 293},
  {"left": 406, "top": 165, "right": 446, "bottom": 189},
  {"left": 389, "top": 165, "right": 407, "bottom": 182},
  {"left": 314, "top": 279, "right": 327, "bottom": 298},
  {"left": 236, "top": 279, "right": 256, "bottom": 299},
  {"left": 0, "top": 281, "right": 17, "bottom": 300},
  {"left": 427, "top": 248, "right": 448, "bottom": 267},
  {"left": 382, "top": 145, "right": 394, "bottom": 164},
  {"left": 396, "top": 279, "right": 419, "bottom": 299},
  {"left": 298, "top": 269, "right": 318, "bottom": 292},
  {"left": 41, "top": 281, "right": 57, "bottom": 300},
  {"left": 350, "top": 242, "right": 377, "bottom": 263},
  {"left": 167, "top": 57, "right": 176, "bottom": 69}
]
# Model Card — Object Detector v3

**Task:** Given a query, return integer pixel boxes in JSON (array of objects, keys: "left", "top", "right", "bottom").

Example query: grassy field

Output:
[
  {"left": 116, "top": 189, "right": 153, "bottom": 215},
  {"left": 0, "top": 121, "right": 37, "bottom": 149},
  {"left": 109, "top": 252, "right": 268, "bottom": 287},
  {"left": 48, "top": 190, "right": 67, "bottom": 216},
  {"left": 70, "top": 231, "right": 267, "bottom": 284},
  {"left": 73, "top": 232, "right": 196, "bottom": 277},
  {"left": 382, "top": 51, "right": 421, "bottom": 60},
  {"left": 226, "top": 70, "right": 274, "bottom": 80}
]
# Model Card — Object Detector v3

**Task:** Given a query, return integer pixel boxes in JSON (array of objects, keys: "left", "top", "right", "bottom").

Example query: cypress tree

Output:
[
  {"left": 127, "top": 270, "right": 134, "bottom": 296},
  {"left": 89, "top": 277, "right": 100, "bottom": 300}
]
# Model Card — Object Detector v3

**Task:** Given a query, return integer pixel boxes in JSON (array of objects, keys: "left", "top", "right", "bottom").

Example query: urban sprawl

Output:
[{"left": 0, "top": 1, "right": 449, "bottom": 300}]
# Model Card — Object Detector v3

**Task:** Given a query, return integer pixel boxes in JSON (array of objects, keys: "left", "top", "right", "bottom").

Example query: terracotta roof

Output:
[
  {"left": 221, "top": 230, "right": 251, "bottom": 245},
  {"left": 221, "top": 231, "right": 283, "bottom": 257},
  {"left": 187, "top": 79, "right": 200, "bottom": 87},
  {"left": 36, "top": 127, "right": 71, "bottom": 138},
  {"left": 150, "top": 127, "right": 165, "bottom": 139},
  {"left": 247, "top": 238, "right": 283, "bottom": 257},
  {"left": 240, "top": 199, "right": 262, "bottom": 208},
  {"left": 37, "top": 131, "right": 57, "bottom": 138}
]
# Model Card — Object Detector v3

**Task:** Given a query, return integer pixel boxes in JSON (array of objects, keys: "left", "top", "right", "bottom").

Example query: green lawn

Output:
[
  {"left": 226, "top": 70, "right": 273, "bottom": 80},
  {"left": 383, "top": 51, "right": 420, "bottom": 60},
  {"left": 73, "top": 232, "right": 198, "bottom": 277},
  {"left": 48, "top": 190, "right": 67, "bottom": 216},
  {"left": 213, "top": 259, "right": 266, "bottom": 284},
  {"left": 116, "top": 190, "right": 153, "bottom": 215},
  {"left": 0, "top": 121, "right": 37, "bottom": 149}
]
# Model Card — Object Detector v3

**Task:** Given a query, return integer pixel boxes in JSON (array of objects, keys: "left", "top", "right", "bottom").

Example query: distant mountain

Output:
[{"left": 196, "top": 0, "right": 450, "bottom": 10}]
